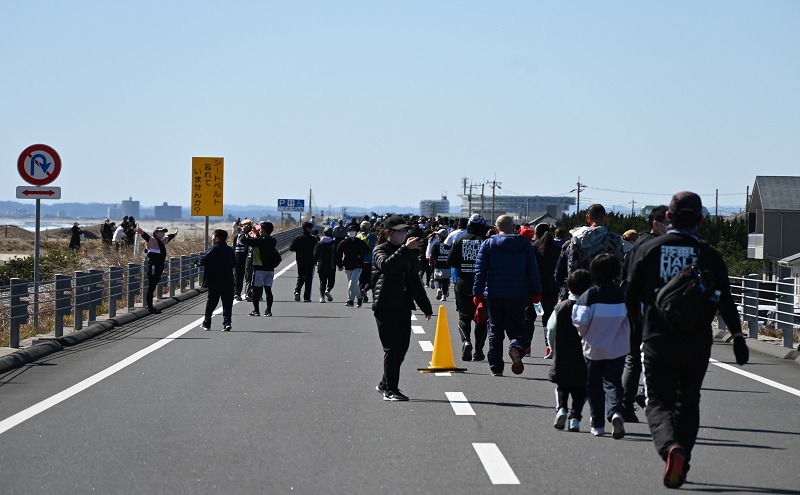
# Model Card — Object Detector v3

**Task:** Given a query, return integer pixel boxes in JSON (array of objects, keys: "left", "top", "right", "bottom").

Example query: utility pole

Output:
[
  {"left": 715, "top": 188, "right": 719, "bottom": 218},
  {"left": 487, "top": 176, "right": 502, "bottom": 222},
  {"left": 480, "top": 183, "right": 485, "bottom": 218},
  {"left": 461, "top": 177, "right": 469, "bottom": 196},
  {"left": 570, "top": 176, "right": 587, "bottom": 214},
  {"left": 629, "top": 197, "right": 635, "bottom": 217}
]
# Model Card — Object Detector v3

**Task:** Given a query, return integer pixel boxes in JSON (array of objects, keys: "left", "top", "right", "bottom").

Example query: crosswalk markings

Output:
[
  {"left": 472, "top": 443, "right": 521, "bottom": 485},
  {"left": 446, "top": 392, "right": 476, "bottom": 415}
]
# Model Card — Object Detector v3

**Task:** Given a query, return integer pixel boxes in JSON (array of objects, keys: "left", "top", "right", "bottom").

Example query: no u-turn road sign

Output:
[{"left": 18, "top": 144, "right": 61, "bottom": 186}]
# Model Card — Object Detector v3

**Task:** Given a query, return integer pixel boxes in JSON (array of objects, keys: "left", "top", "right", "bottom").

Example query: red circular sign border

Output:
[{"left": 17, "top": 144, "right": 62, "bottom": 186}]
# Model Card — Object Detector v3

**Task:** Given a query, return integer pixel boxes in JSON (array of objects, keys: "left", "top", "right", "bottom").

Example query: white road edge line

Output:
[
  {"left": 419, "top": 341, "right": 434, "bottom": 352},
  {"left": 411, "top": 325, "right": 425, "bottom": 334},
  {"left": 472, "top": 443, "right": 520, "bottom": 485},
  {"left": 0, "top": 261, "right": 296, "bottom": 436},
  {"left": 446, "top": 392, "right": 476, "bottom": 415},
  {"left": 709, "top": 358, "right": 800, "bottom": 398}
]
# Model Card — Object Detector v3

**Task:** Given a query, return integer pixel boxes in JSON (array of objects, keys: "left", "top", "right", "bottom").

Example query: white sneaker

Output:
[
  {"left": 436, "top": 289, "right": 442, "bottom": 300},
  {"left": 591, "top": 426, "right": 606, "bottom": 437},
  {"left": 319, "top": 297, "right": 326, "bottom": 303},
  {"left": 611, "top": 413, "right": 625, "bottom": 439},
  {"left": 442, "top": 295, "right": 447, "bottom": 301}
]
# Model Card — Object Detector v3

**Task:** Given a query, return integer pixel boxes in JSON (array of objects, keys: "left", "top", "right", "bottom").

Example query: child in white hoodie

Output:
[{"left": 572, "top": 253, "right": 630, "bottom": 439}]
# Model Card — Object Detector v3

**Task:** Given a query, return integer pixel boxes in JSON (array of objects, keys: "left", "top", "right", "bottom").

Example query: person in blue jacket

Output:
[{"left": 473, "top": 215, "right": 542, "bottom": 376}]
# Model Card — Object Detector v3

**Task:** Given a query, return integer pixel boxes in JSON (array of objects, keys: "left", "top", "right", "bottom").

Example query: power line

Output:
[{"left": 587, "top": 186, "right": 741, "bottom": 196}]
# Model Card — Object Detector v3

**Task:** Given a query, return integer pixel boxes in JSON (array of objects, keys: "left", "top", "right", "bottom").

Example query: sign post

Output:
[
  {"left": 277, "top": 199, "right": 305, "bottom": 229},
  {"left": 191, "top": 157, "right": 224, "bottom": 251},
  {"left": 17, "top": 144, "right": 62, "bottom": 330}
]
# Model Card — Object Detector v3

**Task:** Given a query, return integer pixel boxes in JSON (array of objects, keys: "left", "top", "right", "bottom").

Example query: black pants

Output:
[
  {"left": 358, "top": 262, "right": 372, "bottom": 294},
  {"left": 234, "top": 253, "right": 247, "bottom": 297},
  {"left": 418, "top": 258, "right": 431, "bottom": 286},
  {"left": 374, "top": 309, "right": 412, "bottom": 393},
  {"left": 145, "top": 263, "right": 164, "bottom": 310},
  {"left": 318, "top": 267, "right": 336, "bottom": 296},
  {"left": 557, "top": 385, "right": 587, "bottom": 421},
  {"left": 251, "top": 286, "right": 273, "bottom": 313},
  {"left": 642, "top": 335, "right": 711, "bottom": 465},
  {"left": 622, "top": 321, "right": 644, "bottom": 409},
  {"left": 294, "top": 262, "right": 314, "bottom": 301},
  {"left": 454, "top": 279, "right": 487, "bottom": 352},
  {"left": 204, "top": 286, "right": 233, "bottom": 326},
  {"left": 522, "top": 293, "right": 556, "bottom": 348}
]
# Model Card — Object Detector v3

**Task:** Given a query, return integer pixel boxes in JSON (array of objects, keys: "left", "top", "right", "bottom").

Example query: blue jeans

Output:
[
  {"left": 345, "top": 267, "right": 362, "bottom": 302},
  {"left": 486, "top": 299, "right": 528, "bottom": 374},
  {"left": 586, "top": 356, "right": 626, "bottom": 428}
]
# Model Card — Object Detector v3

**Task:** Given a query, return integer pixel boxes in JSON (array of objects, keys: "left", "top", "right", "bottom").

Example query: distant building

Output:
[
  {"left": 154, "top": 202, "right": 182, "bottom": 221},
  {"left": 458, "top": 195, "right": 575, "bottom": 223},
  {"left": 108, "top": 197, "right": 140, "bottom": 220},
  {"left": 419, "top": 196, "right": 451, "bottom": 218}
]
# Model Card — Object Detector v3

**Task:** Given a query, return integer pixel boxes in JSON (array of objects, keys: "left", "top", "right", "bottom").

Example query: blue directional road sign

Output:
[{"left": 277, "top": 199, "right": 305, "bottom": 212}]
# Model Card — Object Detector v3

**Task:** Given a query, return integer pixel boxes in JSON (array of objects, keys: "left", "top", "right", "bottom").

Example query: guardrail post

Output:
[
  {"left": 127, "top": 263, "right": 141, "bottom": 312},
  {"left": 88, "top": 269, "right": 103, "bottom": 322},
  {"left": 54, "top": 274, "right": 72, "bottom": 338},
  {"left": 168, "top": 257, "right": 179, "bottom": 297},
  {"left": 9, "top": 278, "right": 29, "bottom": 349},
  {"left": 74, "top": 271, "right": 89, "bottom": 331},
  {"left": 180, "top": 255, "right": 190, "bottom": 293},
  {"left": 777, "top": 277, "right": 794, "bottom": 349},
  {"left": 156, "top": 261, "right": 165, "bottom": 301},
  {"left": 108, "top": 267, "right": 123, "bottom": 318},
  {"left": 190, "top": 254, "right": 198, "bottom": 290},
  {"left": 743, "top": 274, "right": 759, "bottom": 339}
]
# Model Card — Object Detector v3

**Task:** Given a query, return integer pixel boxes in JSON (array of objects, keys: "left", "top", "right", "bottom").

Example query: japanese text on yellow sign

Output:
[{"left": 191, "top": 157, "right": 224, "bottom": 217}]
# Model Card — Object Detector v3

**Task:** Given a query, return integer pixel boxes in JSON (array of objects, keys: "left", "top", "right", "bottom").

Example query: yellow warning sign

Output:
[{"left": 191, "top": 157, "right": 224, "bottom": 217}]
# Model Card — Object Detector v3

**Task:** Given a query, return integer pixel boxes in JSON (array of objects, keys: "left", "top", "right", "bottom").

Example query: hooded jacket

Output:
[
  {"left": 336, "top": 236, "right": 369, "bottom": 270},
  {"left": 371, "top": 242, "right": 433, "bottom": 314},
  {"left": 472, "top": 234, "right": 542, "bottom": 300},
  {"left": 314, "top": 236, "right": 337, "bottom": 271}
]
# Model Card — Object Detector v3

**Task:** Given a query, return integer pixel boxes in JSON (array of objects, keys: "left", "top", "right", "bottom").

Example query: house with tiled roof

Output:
[{"left": 748, "top": 176, "right": 800, "bottom": 293}]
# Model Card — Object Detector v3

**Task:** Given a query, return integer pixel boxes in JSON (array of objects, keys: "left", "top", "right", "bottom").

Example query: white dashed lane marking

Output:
[
  {"left": 446, "top": 392, "right": 476, "bottom": 415},
  {"left": 419, "top": 341, "right": 434, "bottom": 352},
  {"left": 411, "top": 325, "right": 425, "bottom": 334},
  {"left": 472, "top": 443, "right": 520, "bottom": 485}
]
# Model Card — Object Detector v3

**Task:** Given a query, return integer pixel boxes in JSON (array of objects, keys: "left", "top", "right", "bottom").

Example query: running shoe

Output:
[
  {"left": 325, "top": 291, "right": 333, "bottom": 302},
  {"left": 543, "top": 346, "right": 553, "bottom": 359},
  {"left": 222, "top": 324, "right": 232, "bottom": 332},
  {"left": 509, "top": 347, "right": 524, "bottom": 375},
  {"left": 200, "top": 322, "right": 211, "bottom": 331},
  {"left": 554, "top": 408, "right": 568, "bottom": 430},
  {"left": 248, "top": 310, "right": 260, "bottom": 317},
  {"left": 264, "top": 311, "right": 272, "bottom": 317},
  {"left": 568, "top": 419, "right": 580, "bottom": 432},
  {"left": 294, "top": 292, "right": 300, "bottom": 302},
  {"left": 663, "top": 445, "right": 687, "bottom": 488},
  {"left": 436, "top": 289, "right": 442, "bottom": 300},
  {"left": 524, "top": 347, "right": 532, "bottom": 358},
  {"left": 356, "top": 299, "right": 363, "bottom": 308},
  {"left": 461, "top": 341, "right": 473, "bottom": 361},
  {"left": 611, "top": 413, "right": 625, "bottom": 439},
  {"left": 383, "top": 390, "right": 409, "bottom": 401},
  {"left": 591, "top": 426, "right": 606, "bottom": 437},
  {"left": 345, "top": 300, "right": 354, "bottom": 307},
  {"left": 319, "top": 297, "right": 326, "bottom": 303},
  {"left": 473, "top": 352, "right": 485, "bottom": 361}
]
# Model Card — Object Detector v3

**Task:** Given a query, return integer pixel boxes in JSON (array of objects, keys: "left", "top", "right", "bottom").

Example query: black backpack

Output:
[
  {"left": 654, "top": 244, "right": 720, "bottom": 331},
  {"left": 267, "top": 248, "right": 282, "bottom": 270}
]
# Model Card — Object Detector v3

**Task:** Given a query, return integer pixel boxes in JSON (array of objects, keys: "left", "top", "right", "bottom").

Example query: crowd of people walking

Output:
[{"left": 148, "top": 190, "right": 750, "bottom": 489}]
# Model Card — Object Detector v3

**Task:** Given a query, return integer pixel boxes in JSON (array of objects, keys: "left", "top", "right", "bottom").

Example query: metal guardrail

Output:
[
  {"left": 0, "top": 227, "right": 301, "bottom": 348},
  {"left": 728, "top": 275, "right": 799, "bottom": 348}
]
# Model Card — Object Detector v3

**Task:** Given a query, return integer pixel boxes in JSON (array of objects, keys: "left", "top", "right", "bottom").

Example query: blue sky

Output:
[{"left": 2, "top": 1, "right": 798, "bottom": 215}]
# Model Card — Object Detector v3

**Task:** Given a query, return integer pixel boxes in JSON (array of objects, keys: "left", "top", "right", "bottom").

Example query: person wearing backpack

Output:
[
  {"left": 241, "top": 221, "right": 279, "bottom": 316},
  {"left": 625, "top": 191, "right": 748, "bottom": 489},
  {"left": 567, "top": 204, "right": 624, "bottom": 280}
]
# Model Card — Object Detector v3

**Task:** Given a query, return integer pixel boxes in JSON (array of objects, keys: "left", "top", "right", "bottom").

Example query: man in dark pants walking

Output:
[
  {"left": 290, "top": 221, "right": 318, "bottom": 302},
  {"left": 626, "top": 192, "right": 749, "bottom": 489},
  {"left": 197, "top": 229, "right": 236, "bottom": 331},
  {"left": 620, "top": 205, "right": 669, "bottom": 422},
  {"left": 447, "top": 213, "right": 489, "bottom": 361},
  {"left": 473, "top": 215, "right": 542, "bottom": 376}
]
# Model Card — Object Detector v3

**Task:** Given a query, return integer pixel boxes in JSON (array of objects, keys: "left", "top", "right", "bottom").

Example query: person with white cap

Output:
[
  {"left": 429, "top": 228, "right": 451, "bottom": 301},
  {"left": 135, "top": 225, "right": 178, "bottom": 314}
]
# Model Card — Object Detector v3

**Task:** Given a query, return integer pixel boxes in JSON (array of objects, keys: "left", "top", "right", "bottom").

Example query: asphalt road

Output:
[{"left": 1, "top": 259, "right": 799, "bottom": 494}]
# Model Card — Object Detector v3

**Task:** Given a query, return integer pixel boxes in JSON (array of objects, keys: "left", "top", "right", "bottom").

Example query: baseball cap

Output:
[
  {"left": 154, "top": 226, "right": 169, "bottom": 232},
  {"left": 360, "top": 220, "right": 372, "bottom": 229},
  {"left": 669, "top": 191, "right": 703, "bottom": 218},
  {"left": 467, "top": 213, "right": 487, "bottom": 226},
  {"left": 384, "top": 215, "right": 410, "bottom": 231},
  {"left": 519, "top": 225, "right": 534, "bottom": 241},
  {"left": 240, "top": 219, "right": 253, "bottom": 225}
]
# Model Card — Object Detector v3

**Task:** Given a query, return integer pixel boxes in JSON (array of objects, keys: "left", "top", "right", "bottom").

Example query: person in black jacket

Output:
[
  {"left": 336, "top": 225, "right": 370, "bottom": 307},
  {"left": 372, "top": 215, "right": 433, "bottom": 401},
  {"left": 626, "top": 191, "right": 749, "bottom": 489},
  {"left": 135, "top": 225, "right": 178, "bottom": 314},
  {"left": 233, "top": 219, "right": 253, "bottom": 301},
  {"left": 547, "top": 269, "right": 592, "bottom": 432},
  {"left": 69, "top": 222, "right": 82, "bottom": 251},
  {"left": 290, "top": 222, "right": 318, "bottom": 302},
  {"left": 241, "top": 221, "right": 279, "bottom": 316},
  {"left": 197, "top": 229, "right": 236, "bottom": 331},
  {"left": 447, "top": 214, "right": 488, "bottom": 361},
  {"left": 532, "top": 225, "right": 561, "bottom": 358},
  {"left": 314, "top": 227, "right": 337, "bottom": 303}
]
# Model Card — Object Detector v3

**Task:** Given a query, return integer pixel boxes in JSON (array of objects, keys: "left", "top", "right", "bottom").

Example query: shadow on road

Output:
[
  {"left": 700, "top": 425, "right": 800, "bottom": 437},
  {"left": 682, "top": 481, "right": 800, "bottom": 493}
]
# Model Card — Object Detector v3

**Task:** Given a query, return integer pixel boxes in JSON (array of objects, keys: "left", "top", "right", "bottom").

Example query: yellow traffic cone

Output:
[{"left": 418, "top": 305, "right": 467, "bottom": 373}]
